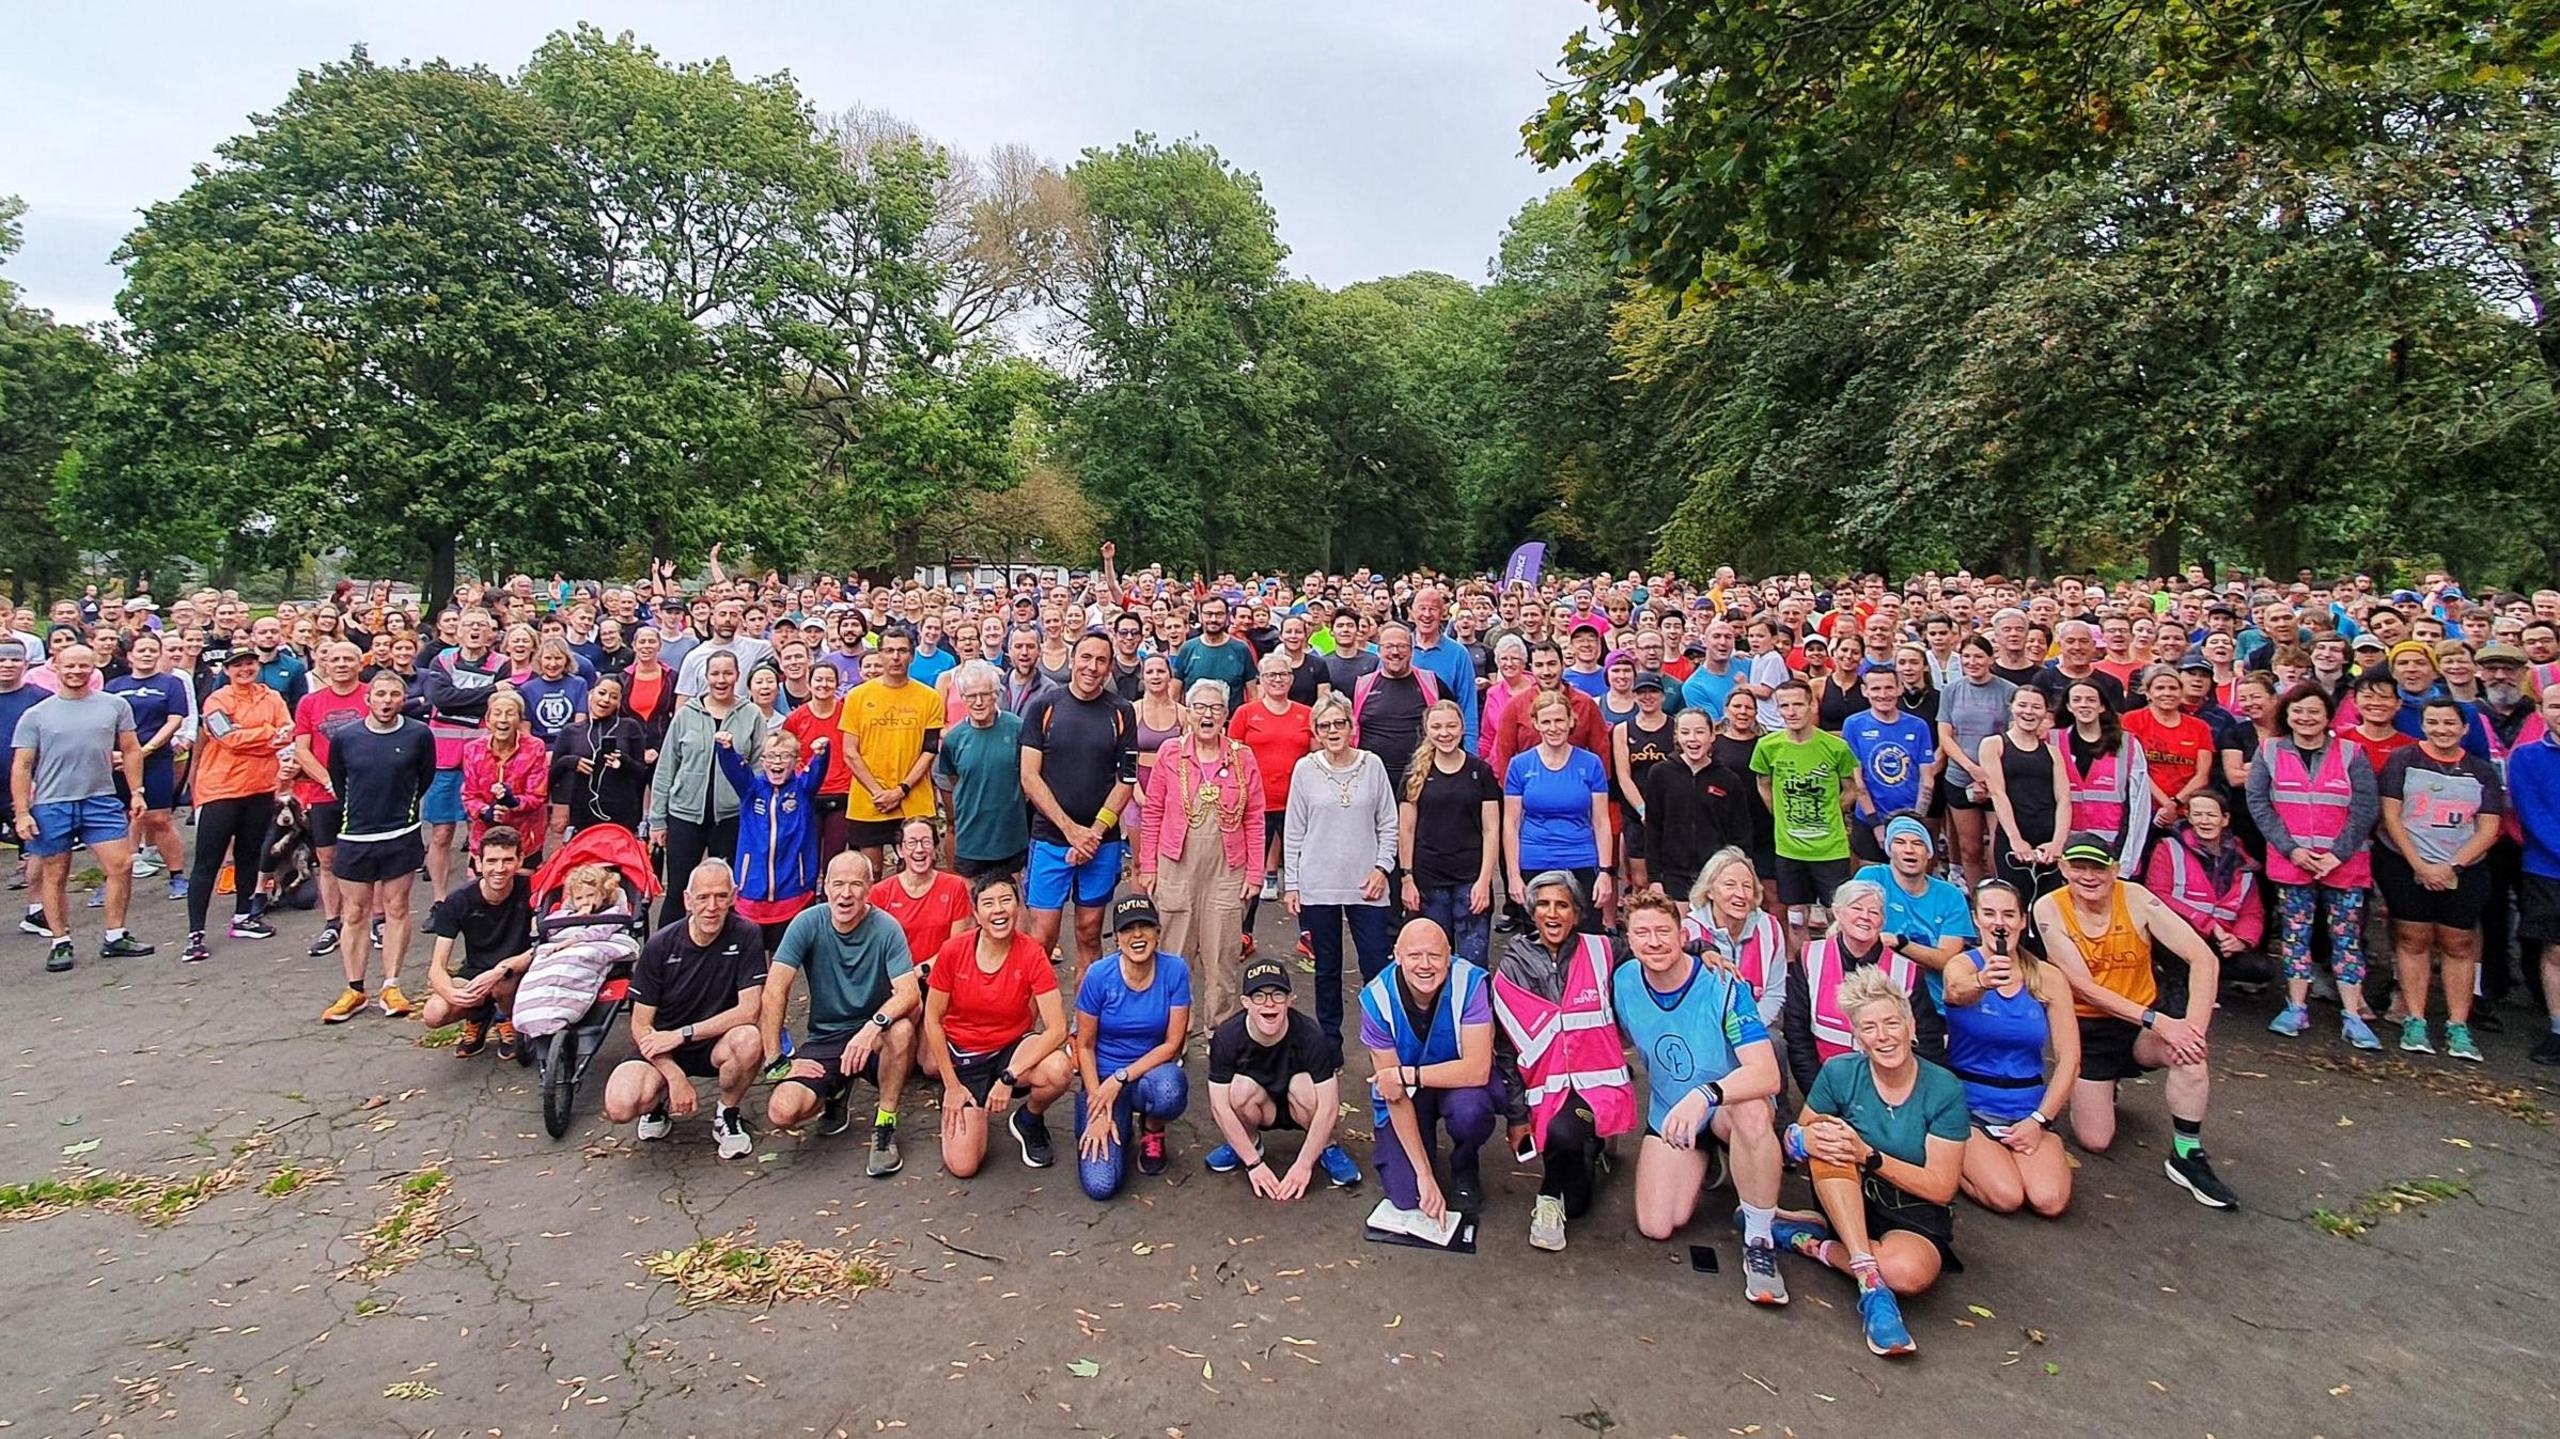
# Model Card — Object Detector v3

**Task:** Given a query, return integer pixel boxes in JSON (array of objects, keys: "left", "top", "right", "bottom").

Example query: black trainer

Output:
[
  {"left": 307, "top": 923, "right": 342, "bottom": 958},
  {"left": 44, "top": 938, "right": 72, "bottom": 973},
  {"left": 2530, "top": 1031, "right": 2560, "bottom": 1067},
  {"left": 1447, "top": 1155, "right": 1483, "bottom": 1215},
  {"left": 2164, "top": 1149, "right": 2238, "bottom": 1209},
  {"left": 1011, "top": 1107, "right": 1054, "bottom": 1168},
  {"left": 819, "top": 1087, "right": 853, "bottom": 1137},
  {"left": 100, "top": 934, "right": 156, "bottom": 959}
]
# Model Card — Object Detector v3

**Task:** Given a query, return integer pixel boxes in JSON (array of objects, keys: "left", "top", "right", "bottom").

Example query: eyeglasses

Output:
[{"left": 1313, "top": 719, "right": 1348, "bottom": 731}]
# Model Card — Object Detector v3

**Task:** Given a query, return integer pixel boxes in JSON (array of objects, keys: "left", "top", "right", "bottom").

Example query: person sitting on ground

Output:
[
  {"left": 2141, "top": 790, "right": 2265, "bottom": 990},
  {"left": 760, "top": 850, "right": 919, "bottom": 1179},
  {"left": 1770, "top": 968, "right": 1968, "bottom": 1359},
  {"left": 1613, "top": 887, "right": 1790, "bottom": 1305},
  {"left": 1939, "top": 880, "right": 2079, "bottom": 1218},
  {"left": 601, "top": 858, "right": 766, "bottom": 1157},
  {"left": 1072, "top": 893, "right": 1194, "bottom": 1199},
  {"left": 923, "top": 871, "right": 1075, "bottom": 1176},
  {"left": 1362, "top": 917, "right": 1500, "bottom": 1226},
  {"left": 1490, "top": 872, "right": 1639, "bottom": 1253},
  {"left": 2034, "top": 832, "right": 2239, "bottom": 1209},
  {"left": 1204, "top": 955, "right": 1362, "bottom": 1193},
  {"left": 419, "top": 825, "right": 536, "bottom": 1060}
]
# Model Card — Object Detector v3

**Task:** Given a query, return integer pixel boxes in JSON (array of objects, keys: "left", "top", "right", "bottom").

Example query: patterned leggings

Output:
[{"left": 2274, "top": 882, "right": 2365, "bottom": 987}]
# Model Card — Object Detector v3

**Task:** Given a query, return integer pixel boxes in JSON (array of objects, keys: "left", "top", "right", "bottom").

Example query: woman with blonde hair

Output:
[
  {"left": 1399, "top": 699, "right": 1501, "bottom": 967},
  {"left": 1284, "top": 692, "right": 1399, "bottom": 1059}
]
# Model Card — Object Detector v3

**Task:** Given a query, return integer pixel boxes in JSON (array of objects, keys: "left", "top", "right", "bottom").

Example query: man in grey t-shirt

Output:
[{"left": 11, "top": 645, "right": 151, "bottom": 970}]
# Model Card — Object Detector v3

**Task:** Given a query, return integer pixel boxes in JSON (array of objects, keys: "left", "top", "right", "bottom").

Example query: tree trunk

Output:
[
  {"left": 426, "top": 532, "right": 459, "bottom": 617},
  {"left": 2147, "top": 521, "right": 2180, "bottom": 581}
]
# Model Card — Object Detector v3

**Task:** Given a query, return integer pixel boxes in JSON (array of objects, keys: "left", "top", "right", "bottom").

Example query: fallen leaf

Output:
[
  {"left": 2336, "top": 1115, "right": 2355, "bottom": 1128},
  {"left": 2044, "top": 1362, "right": 2061, "bottom": 1377},
  {"left": 1384, "top": 1314, "right": 1402, "bottom": 1328},
  {"left": 2443, "top": 1137, "right": 2474, "bottom": 1149},
  {"left": 60, "top": 1138, "right": 100, "bottom": 1157},
  {"left": 2329, "top": 1384, "right": 2351, "bottom": 1397},
  {"left": 359, "top": 1095, "right": 389, "bottom": 1111},
  {"left": 1966, "top": 1304, "right": 1996, "bottom": 1319},
  {"left": 1065, "top": 1360, "right": 1100, "bottom": 1379}
]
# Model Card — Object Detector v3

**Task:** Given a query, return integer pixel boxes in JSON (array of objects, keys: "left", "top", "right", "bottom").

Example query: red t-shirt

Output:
[
  {"left": 2339, "top": 725, "right": 2415, "bottom": 778},
  {"left": 2123, "top": 709, "right": 2215, "bottom": 799},
  {"left": 928, "top": 931, "right": 1057, "bottom": 1054},
  {"left": 1229, "top": 698, "right": 1312, "bottom": 809},
  {"left": 783, "top": 703, "right": 852, "bottom": 797},
  {"left": 293, "top": 684, "right": 370, "bottom": 808},
  {"left": 876, "top": 871, "right": 971, "bottom": 966}
]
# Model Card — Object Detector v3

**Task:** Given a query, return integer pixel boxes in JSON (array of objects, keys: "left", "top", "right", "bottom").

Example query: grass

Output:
[
  {"left": 415, "top": 1023, "right": 464, "bottom": 1050},
  {"left": 0, "top": 1163, "right": 248, "bottom": 1227},
  {"left": 2308, "top": 1175, "right": 2474, "bottom": 1240},
  {"left": 640, "top": 1228, "right": 884, "bottom": 1306},
  {"left": 342, "top": 1170, "right": 450, "bottom": 1280},
  {"left": 261, "top": 1166, "right": 311, "bottom": 1198}
]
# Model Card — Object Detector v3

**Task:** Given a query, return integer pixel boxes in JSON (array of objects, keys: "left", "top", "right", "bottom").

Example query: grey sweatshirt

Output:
[
  {"left": 2245, "top": 736, "right": 2378, "bottom": 863},
  {"left": 1282, "top": 750, "right": 1399, "bottom": 905},
  {"left": 649, "top": 698, "right": 768, "bottom": 829}
]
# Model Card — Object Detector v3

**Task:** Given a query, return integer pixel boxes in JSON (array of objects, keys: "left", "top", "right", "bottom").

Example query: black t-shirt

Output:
[
  {"left": 2029, "top": 664, "right": 2125, "bottom": 717},
  {"left": 1208, "top": 1007, "right": 1338, "bottom": 1093},
  {"left": 631, "top": 912, "right": 765, "bottom": 1031},
  {"left": 426, "top": 874, "right": 534, "bottom": 979},
  {"left": 327, "top": 717, "right": 438, "bottom": 839},
  {"left": 1286, "top": 653, "right": 1330, "bottom": 706},
  {"left": 1991, "top": 661, "right": 2043, "bottom": 688},
  {"left": 1019, "top": 686, "right": 1138, "bottom": 844},
  {"left": 1326, "top": 650, "right": 1379, "bottom": 698},
  {"left": 1409, "top": 753, "right": 1502, "bottom": 888},
  {"left": 1355, "top": 670, "right": 1432, "bottom": 789}
]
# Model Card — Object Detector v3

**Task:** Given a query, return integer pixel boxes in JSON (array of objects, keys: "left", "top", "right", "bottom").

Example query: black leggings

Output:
[
  {"left": 1538, "top": 1095, "right": 1603, "bottom": 1219},
  {"left": 189, "top": 794, "right": 275, "bottom": 935},
  {"left": 657, "top": 812, "right": 739, "bottom": 927}
]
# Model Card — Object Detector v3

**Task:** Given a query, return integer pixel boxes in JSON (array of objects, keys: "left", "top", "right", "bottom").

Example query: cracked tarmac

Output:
[{"left": 5, "top": 884, "right": 2559, "bottom": 1436}]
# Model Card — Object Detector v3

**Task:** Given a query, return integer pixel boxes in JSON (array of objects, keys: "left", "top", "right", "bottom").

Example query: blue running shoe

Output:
[
  {"left": 1318, "top": 1145, "right": 1362, "bottom": 1188},
  {"left": 2340, "top": 1012, "right": 2382, "bottom": 1051},
  {"left": 1205, "top": 1143, "right": 1241, "bottom": 1173},
  {"left": 2267, "top": 1003, "right": 2309, "bottom": 1037},
  {"left": 1859, "top": 1283, "right": 1916, "bottom": 1356},
  {"left": 1768, "top": 1214, "right": 1834, "bottom": 1257}
]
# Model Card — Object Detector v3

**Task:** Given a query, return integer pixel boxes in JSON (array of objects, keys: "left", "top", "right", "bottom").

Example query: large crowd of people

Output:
[{"left": 16, "top": 556, "right": 2560, "bottom": 1358}]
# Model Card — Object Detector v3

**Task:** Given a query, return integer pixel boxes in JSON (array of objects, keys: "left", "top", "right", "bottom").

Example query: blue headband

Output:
[{"left": 1884, "top": 815, "right": 1934, "bottom": 854}]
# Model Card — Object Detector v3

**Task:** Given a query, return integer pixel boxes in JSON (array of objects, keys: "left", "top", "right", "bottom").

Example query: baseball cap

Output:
[
  {"left": 1110, "top": 893, "right": 1160, "bottom": 933},
  {"left": 2350, "top": 633, "right": 2387, "bottom": 653},
  {"left": 2060, "top": 832, "right": 2116, "bottom": 866},
  {"left": 223, "top": 648, "right": 261, "bottom": 669},
  {"left": 1568, "top": 618, "right": 1602, "bottom": 637},
  {"left": 2392, "top": 589, "right": 2422, "bottom": 605},
  {"left": 1632, "top": 671, "right": 1665, "bottom": 692},
  {"left": 2176, "top": 651, "right": 2214, "bottom": 674},
  {"left": 2476, "top": 642, "right": 2527, "bottom": 666},
  {"left": 1240, "top": 956, "right": 1291, "bottom": 997}
]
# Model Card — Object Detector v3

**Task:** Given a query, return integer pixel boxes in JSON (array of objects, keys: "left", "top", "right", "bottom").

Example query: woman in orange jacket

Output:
[{"left": 184, "top": 649, "right": 294, "bottom": 962}]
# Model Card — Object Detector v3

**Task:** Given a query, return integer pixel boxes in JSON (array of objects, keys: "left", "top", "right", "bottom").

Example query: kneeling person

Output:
[
  {"left": 761, "top": 851, "right": 919, "bottom": 1179},
  {"left": 1205, "top": 957, "right": 1360, "bottom": 1195},
  {"left": 1363, "top": 918, "right": 1500, "bottom": 1224},
  {"left": 1491, "top": 872, "right": 1640, "bottom": 1254},
  {"left": 602, "top": 860, "right": 766, "bottom": 1159},
  {"left": 1072, "top": 894, "right": 1193, "bottom": 1199},
  {"left": 420, "top": 825, "right": 535, "bottom": 1060}
]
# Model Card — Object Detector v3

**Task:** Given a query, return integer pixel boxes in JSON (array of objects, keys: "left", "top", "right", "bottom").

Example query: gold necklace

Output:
[{"left": 1319, "top": 751, "right": 1362, "bottom": 808}]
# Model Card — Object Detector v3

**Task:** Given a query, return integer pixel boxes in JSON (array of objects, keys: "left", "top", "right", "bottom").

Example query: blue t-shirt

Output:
[
  {"left": 1610, "top": 957, "right": 1770, "bottom": 1133},
  {"left": 1561, "top": 666, "right": 1610, "bottom": 700},
  {"left": 1941, "top": 955, "right": 2050, "bottom": 1122},
  {"left": 515, "top": 672, "right": 590, "bottom": 743},
  {"left": 1075, "top": 952, "right": 1192, "bottom": 1075},
  {"left": 1841, "top": 709, "right": 1937, "bottom": 822},
  {"left": 1852, "top": 863, "right": 1975, "bottom": 1004},
  {"left": 909, "top": 648, "right": 957, "bottom": 688},
  {"left": 1505, "top": 745, "right": 1610, "bottom": 870},
  {"left": 1680, "top": 662, "right": 1740, "bottom": 721},
  {"left": 106, "top": 673, "right": 189, "bottom": 760}
]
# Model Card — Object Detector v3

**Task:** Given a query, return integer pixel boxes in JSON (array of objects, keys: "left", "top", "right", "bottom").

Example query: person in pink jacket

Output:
[
  {"left": 2142, "top": 790, "right": 2265, "bottom": 980},
  {"left": 461, "top": 690, "right": 552, "bottom": 861},
  {"left": 1138, "top": 678, "right": 1268, "bottom": 1026}
]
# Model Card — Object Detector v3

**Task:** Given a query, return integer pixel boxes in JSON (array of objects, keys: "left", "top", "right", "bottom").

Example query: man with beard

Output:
[
  {"left": 1173, "top": 596, "right": 1258, "bottom": 707},
  {"left": 676, "top": 598, "right": 776, "bottom": 699}
]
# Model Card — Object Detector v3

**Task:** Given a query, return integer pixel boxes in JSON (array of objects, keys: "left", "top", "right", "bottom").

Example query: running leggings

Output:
[
  {"left": 189, "top": 794, "right": 275, "bottom": 935},
  {"left": 2275, "top": 882, "right": 2366, "bottom": 986},
  {"left": 1538, "top": 1096, "right": 1601, "bottom": 1219},
  {"left": 1074, "top": 1066, "right": 1190, "bottom": 1200}
]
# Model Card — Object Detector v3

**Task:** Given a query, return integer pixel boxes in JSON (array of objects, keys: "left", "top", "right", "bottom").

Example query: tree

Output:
[{"left": 0, "top": 198, "right": 107, "bottom": 599}]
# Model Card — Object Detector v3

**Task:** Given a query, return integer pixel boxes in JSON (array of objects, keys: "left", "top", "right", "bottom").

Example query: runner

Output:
[
  {"left": 1400, "top": 699, "right": 1501, "bottom": 969},
  {"left": 1939, "top": 881, "right": 2078, "bottom": 1217},
  {"left": 12, "top": 645, "right": 153, "bottom": 972},
  {"left": 647, "top": 650, "right": 764, "bottom": 926},
  {"left": 872, "top": 819, "right": 973, "bottom": 975},
  {"left": 1752, "top": 679, "right": 1864, "bottom": 953},
  {"left": 2247, "top": 683, "right": 2383, "bottom": 1047},
  {"left": 1072, "top": 894, "right": 1194, "bottom": 1198},
  {"left": 2033, "top": 834, "right": 2239, "bottom": 1207},
  {"left": 602, "top": 860, "right": 766, "bottom": 1160},
  {"left": 415, "top": 609, "right": 506, "bottom": 896},
  {"left": 923, "top": 872, "right": 1074, "bottom": 1175},
  {"left": 1504, "top": 691, "right": 1614, "bottom": 932},
  {"left": 182, "top": 648, "right": 290, "bottom": 961},
  {"left": 289, "top": 641, "right": 369, "bottom": 955},
  {"left": 1937, "top": 637, "right": 2018, "bottom": 890},
  {"left": 1978, "top": 685, "right": 2071, "bottom": 906},
  {"left": 105, "top": 632, "right": 190, "bottom": 905},
  {"left": 1490, "top": 873, "right": 1634, "bottom": 1251},
  {"left": 460, "top": 690, "right": 549, "bottom": 860},
  {"left": 418, "top": 825, "right": 535, "bottom": 1061},
  {"left": 760, "top": 850, "right": 918, "bottom": 1177},
  {"left": 1231, "top": 650, "right": 1313, "bottom": 934},
  {"left": 1019, "top": 632, "right": 1138, "bottom": 984},
  {"left": 2376, "top": 699, "right": 2504, "bottom": 1061},
  {"left": 933, "top": 661, "right": 1029, "bottom": 880},
  {"left": 838, "top": 625, "right": 942, "bottom": 872},
  {"left": 1203, "top": 956, "right": 1360, "bottom": 1192},
  {"left": 323, "top": 672, "right": 438, "bottom": 1021},
  {"left": 1136, "top": 678, "right": 1262, "bottom": 1023},
  {"left": 1841, "top": 664, "right": 1937, "bottom": 861}
]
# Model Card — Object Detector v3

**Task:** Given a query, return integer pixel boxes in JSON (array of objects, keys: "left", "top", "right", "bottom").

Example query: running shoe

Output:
[
  {"left": 1318, "top": 1145, "right": 1361, "bottom": 1188},
  {"left": 45, "top": 938, "right": 72, "bottom": 973},
  {"left": 131, "top": 852, "right": 162, "bottom": 878},
  {"left": 1858, "top": 1283, "right": 1916, "bottom": 1356},
  {"left": 2533, "top": 1031, "right": 2560, "bottom": 1067},
  {"left": 180, "top": 932, "right": 209, "bottom": 965},
  {"left": 2267, "top": 1003, "right": 2309, "bottom": 1037},
  {"left": 820, "top": 1087, "right": 853, "bottom": 1137},
  {"left": 306, "top": 923, "right": 341, "bottom": 958},
  {"left": 1447, "top": 1155, "right": 1483, "bottom": 1215},
  {"left": 1137, "top": 1128, "right": 1168, "bottom": 1176},
  {"left": 100, "top": 933, "right": 155, "bottom": 958},
  {"left": 369, "top": 917, "right": 384, "bottom": 950},
  {"left": 1261, "top": 873, "right": 1281, "bottom": 902},
  {"left": 1769, "top": 1214, "right": 1834, "bottom": 1257},
  {"left": 227, "top": 915, "right": 276, "bottom": 941},
  {"left": 1011, "top": 1108, "right": 1054, "bottom": 1168},
  {"left": 2340, "top": 1012, "right": 2382, "bottom": 1051},
  {"left": 377, "top": 983, "right": 415, "bottom": 1018},
  {"left": 866, "top": 1123, "right": 903, "bottom": 1177},
  {"left": 1741, "top": 1240, "right": 1788, "bottom": 1306},
  {"left": 1240, "top": 933, "right": 1257, "bottom": 958},
  {"left": 84, "top": 887, "right": 103, "bottom": 909},
  {"left": 454, "top": 1017, "right": 488, "bottom": 1058},
  {"left": 2164, "top": 1149, "right": 2239, "bottom": 1209},
  {"left": 2399, "top": 1016, "right": 2434, "bottom": 1054},
  {"left": 2443, "top": 1022, "right": 2484, "bottom": 1064},
  {"left": 166, "top": 876, "right": 188, "bottom": 901},
  {"left": 1528, "top": 1193, "right": 1567, "bottom": 1252},
  {"left": 636, "top": 1106, "right": 672, "bottom": 1141},
  {"left": 321, "top": 987, "right": 367, "bottom": 1023},
  {"left": 713, "top": 1107, "right": 752, "bottom": 1160},
  {"left": 1205, "top": 1142, "right": 1242, "bottom": 1173},
  {"left": 492, "top": 1020, "right": 520, "bottom": 1063},
  {"left": 19, "top": 909, "right": 49, "bottom": 937}
]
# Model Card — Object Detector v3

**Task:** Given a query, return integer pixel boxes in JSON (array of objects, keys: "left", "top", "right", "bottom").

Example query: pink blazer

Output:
[{"left": 1138, "top": 733, "right": 1268, "bottom": 885}]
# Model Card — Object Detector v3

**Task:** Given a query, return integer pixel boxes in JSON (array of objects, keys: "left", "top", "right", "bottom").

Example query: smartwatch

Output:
[
  {"left": 1861, "top": 1149, "right": 1885, "bottom": 1177},
  {"left": 997, "top": 1069, "right": 1020, "bottom": 1089},
  {"left": 2027, "top": 1108, "right": 2052, "bottom": 1128},
  {"left": 680, "top": 1023, "right": 695, "bottom": 1043},
  {"left": 2139, "top": 1008, "right": 2159, "bottom": 1030},
  {"left": 871, "top": 1011, "right": 893, "bottom": 1030}
]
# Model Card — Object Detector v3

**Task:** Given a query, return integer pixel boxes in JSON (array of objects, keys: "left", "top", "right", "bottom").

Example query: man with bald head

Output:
[
  {"left": 12, "top": 644, "right": 151, "bottom": 971},
  {"left": 760, "top": 850, "right": 920, "bottom": 1177},
  {"left": 1360, "top": 917, "right": 1499, "bottom": 1226},
  {"left": 605, "top": 860, "right": 767, "bottom": 1159}
]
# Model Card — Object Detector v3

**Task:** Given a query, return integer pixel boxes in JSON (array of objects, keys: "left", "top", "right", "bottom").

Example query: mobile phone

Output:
[
  {"left": 1514, "top": 1133, "right": 1538, "bottom": 1164},
  {"left": 1983, "top": 1123, "right": 2013, "bottom": 1141},
  {"left": 1688, "top": 1244, "right": 1719, "bottom": 1275}
]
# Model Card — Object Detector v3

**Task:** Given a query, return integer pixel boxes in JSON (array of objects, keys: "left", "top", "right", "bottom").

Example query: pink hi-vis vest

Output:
[
  {"left": 1685, "top": 909, "right": 1787, "bottom": 1022},
  {"left": 2158, "top": 838, "right": 2255, "bottom": 931},
  {"left": 2265, "top": 742, "right": 2370, "bottom": 889},
  {"left": 1489, "top": 935, "right": 1636, "bottom": 1150},
  {"left": 1804, "top": 937, "right": 1915, "bottom": 1060},
  {"left": 2064, "top": 742, "right": 2127, "bottom": 843}
]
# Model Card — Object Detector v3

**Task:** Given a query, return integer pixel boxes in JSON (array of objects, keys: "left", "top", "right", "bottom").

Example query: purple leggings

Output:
[{"left": 1372, "top": 1081, "right": 1500, "bottom": 1209}]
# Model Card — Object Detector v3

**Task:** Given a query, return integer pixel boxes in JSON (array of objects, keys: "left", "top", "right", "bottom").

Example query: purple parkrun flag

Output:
[{"left": 1502, "top": 541, "right": 1546, "bottom": 592}]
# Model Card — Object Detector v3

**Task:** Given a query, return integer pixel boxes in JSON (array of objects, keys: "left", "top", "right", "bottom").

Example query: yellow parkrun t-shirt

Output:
[{"left": 839, "top": 677, "right": 944, "bottom": 821}]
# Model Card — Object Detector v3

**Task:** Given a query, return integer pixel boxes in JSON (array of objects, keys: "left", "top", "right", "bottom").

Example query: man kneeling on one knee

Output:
[{"left": 1364, "top": 917, "right": 1500, "bottom": 1224}]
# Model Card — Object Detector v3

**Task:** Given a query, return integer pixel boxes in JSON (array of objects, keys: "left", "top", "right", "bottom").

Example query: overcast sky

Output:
[{"left": 3, "top": 1, "right": 1598, "bottom": 327}]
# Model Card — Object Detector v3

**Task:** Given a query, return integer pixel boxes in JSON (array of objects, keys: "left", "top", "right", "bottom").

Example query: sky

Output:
[{"left": 2, "top": 1, "right": 1600, "bottom": 328}]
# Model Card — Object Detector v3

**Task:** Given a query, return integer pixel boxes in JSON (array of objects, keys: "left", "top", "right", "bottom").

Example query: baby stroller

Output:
[{"left": 513, "top": 824, "right": 660, "bottom": 1139}]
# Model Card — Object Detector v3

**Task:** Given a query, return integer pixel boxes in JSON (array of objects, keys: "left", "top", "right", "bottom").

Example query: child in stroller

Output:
[{"left": 511, "top": 863, "right": 645, "bottom": 1043}]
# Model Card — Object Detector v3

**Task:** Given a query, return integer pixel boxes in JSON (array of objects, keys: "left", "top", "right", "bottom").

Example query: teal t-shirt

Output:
[
  {"left": 773, "top": 904, "right": 913, "bottom": 1041},
  {"left": 935, "top": 710, "right": 1030, "bottom": 862},
  {"left": 1805, "top": 1053, "right": 1968, "bottom": 1165},
  {"left": 1749, "top": 729, "right": 1859, "bottom": 861}
]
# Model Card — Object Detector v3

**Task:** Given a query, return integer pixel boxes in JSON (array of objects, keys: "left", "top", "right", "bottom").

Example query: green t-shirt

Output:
[
  {"left": 773, "top": 904, "right": 913, "bottom": 1041},
  {"left": 1749, "top": 729, "right": 1859, "bottom": 861},
  {"left": 1805, "top": 1054, "right": 1968, "bottom": 1165},
  {"left": 934, "top": 710, "right": 1029, "bottom": 862}
]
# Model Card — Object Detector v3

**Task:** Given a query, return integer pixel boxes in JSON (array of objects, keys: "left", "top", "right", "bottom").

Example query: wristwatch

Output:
[
  {"left": 680, "top": 1023, "right": 695, "bottom": 1042},
  {"left": 2027, "top": 1108, "right": 2052, "bottom": 1128},
  {"left": 997, "top": 1068, "right": 1020, "bottom": 1089},
  {"left": 870, "top": 1011, "right": 893, "bottom": 1030},
  {"left": 1861, "top": 1149, "right": 1885, "bottom": 1177}
]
